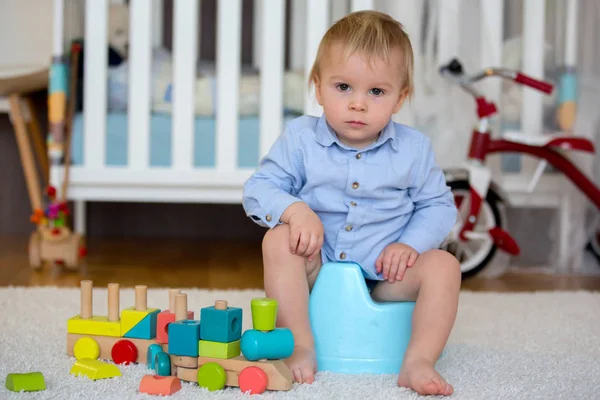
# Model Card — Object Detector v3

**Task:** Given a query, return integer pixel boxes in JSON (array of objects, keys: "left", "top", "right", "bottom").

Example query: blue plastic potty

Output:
[{"left": 309, "top": 262, "right": 415, "bottom": 374}]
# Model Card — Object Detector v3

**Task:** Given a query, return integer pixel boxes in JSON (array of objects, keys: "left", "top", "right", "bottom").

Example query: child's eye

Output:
[
  {"left": 370, "top": 88, "right": 384, "bottom": 96},
  {"left": 336, "top": 84, "right": 350, "bottom": 92}
]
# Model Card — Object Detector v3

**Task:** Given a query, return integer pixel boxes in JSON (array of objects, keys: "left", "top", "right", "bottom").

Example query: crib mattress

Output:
[{"left": 70, "top": 112, "right": 298, "bottom": 168}]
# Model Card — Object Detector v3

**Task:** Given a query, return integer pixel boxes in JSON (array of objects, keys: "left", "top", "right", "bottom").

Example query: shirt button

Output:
[
  {"left": 345, "top": 225, "right": 353, "bottom": 231},
  {"left": 355, "top": 153, "right": 362, "bottom": 159},
  {"left": 350, "top": 201, "right": 357, "bottom": 206},
  {"left": 339, "top": 252, "right": 347, "bottom": 260},
  {"left": 266, "top": 214, "right": 272, "bottom": 222},
  {"left": 351, "top": 182, "right": 359, "bottom": 189}
]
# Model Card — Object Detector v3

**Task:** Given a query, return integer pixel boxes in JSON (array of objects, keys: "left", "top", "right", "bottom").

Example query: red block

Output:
[
  {"left": 156, "top": 310, "right": 194, "bottom": 344},
  {"left": 111, "top": 339, "right": 138, "bottom": 365}
]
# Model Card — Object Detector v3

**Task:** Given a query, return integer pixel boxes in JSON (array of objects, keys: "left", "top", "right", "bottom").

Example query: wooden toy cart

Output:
[{"left": 2, "top": 47, "right": 84, "bottom": 270}]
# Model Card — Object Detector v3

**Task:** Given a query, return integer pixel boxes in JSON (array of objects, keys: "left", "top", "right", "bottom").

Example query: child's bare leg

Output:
[
  {"left": 262, "top": 224, "right": 322, "bottom": 384},
  {"left": 371, "top": 249, "right": 461, "bottom": 396}
]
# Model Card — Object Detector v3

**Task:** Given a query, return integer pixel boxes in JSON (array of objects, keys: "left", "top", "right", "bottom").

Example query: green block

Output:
[
  {"left": 199, "top": 339, "right": 241, "bottom": 359},
  {"left": 197, "top": 362, "right": 227, "bottom": 391},
  {"left": 70, "top": 359, "right": 121, "bottom": 380},
  {"left": 5, "top": 372, "right": 46, "bottom": 392},
  {"left": 251, "top": 298, "right": 278, "bottom": 331}
]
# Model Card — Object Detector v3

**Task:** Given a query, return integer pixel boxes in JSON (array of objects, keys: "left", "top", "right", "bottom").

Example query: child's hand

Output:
[
  {"left": 283, "top": 203, "right": 324, "bottom": 262},
  {"left": 375, "top": 243, "right": 419, "bottom": 282}
]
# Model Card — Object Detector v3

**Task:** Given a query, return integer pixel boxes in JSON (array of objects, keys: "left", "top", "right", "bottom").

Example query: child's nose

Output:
[{"left": 349, "top": 98, "right": 367, "bottom": 112}]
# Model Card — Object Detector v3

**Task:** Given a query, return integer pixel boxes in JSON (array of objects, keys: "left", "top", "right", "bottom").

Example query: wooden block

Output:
[
  {"left": 67, "top": 315, "right": 121, "bottom": 337},
  {"left": 156, "top": 310, "right": 194, "bottom": 344},
  {"left": 177, "top": 355, "right": 293, "bottom": 391},
  {"left": 5, "top": 372, "right": 46, "bottom": 392},
  {"left": 67, "top": 333, "right": 167, "bottom": 364},
  {"left": 139, "top": 375, "right": 182, "bottom": 396},
  {"left": 70, "top": 359, "right": 121, "bottom": 380},
  {"left": 168, "top": 320, "right": 201, "bottom": 357},
  {"left": 199, "top": 339, "right": 240, "bottom": 359},
  {"left": 170, "top": 355, "right": 198, "bottom": 368},
  {"left": 200, "top": 303, "right": 242, "bottom": 343},
  {"left": 121, "top": 307, "right": 160, "bottom": 339}
]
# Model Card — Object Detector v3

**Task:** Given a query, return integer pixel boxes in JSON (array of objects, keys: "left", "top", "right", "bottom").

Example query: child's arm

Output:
[
  {"left": 399, "top": 138, "right": 457, "bottom": 254},
  {"left": 242, "top": 124, "right": 305, "bottom": 229}
]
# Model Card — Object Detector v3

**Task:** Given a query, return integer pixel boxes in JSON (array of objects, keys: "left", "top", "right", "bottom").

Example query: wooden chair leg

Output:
[
  {"left": 9, "top": 94, "right": 43, "bottom": 212},
  {"left": 25, "top": 96, "right": 49, "bottom": 186}
]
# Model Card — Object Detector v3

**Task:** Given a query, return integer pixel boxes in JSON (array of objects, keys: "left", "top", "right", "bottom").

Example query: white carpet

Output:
[{"left": 1, "top": 287, "right": 599, "bottom": 400}]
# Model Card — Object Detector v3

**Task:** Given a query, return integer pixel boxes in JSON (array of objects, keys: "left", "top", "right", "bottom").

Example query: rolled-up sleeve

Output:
[
  {"left": 399, "top": 137, "right": 457, "bottom": 253},
  {"left": 242, "top": 123, "right": 305, "bottom": 228}
]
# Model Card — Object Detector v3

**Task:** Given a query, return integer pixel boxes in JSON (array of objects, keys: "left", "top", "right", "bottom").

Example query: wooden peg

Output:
[
  {"left": 108, "top": 283, "right": 120, "bottom": 322},
  {"left": 80, "top": 280, "right": 92, "bottom": 319},
  {"left": 135, "top": 285, "right": 147, "bottom": 311},
  {"left": 175, "top": 293, "right": 187, "bottom": 321},
  {"left": 214, "top": 300, "right": 228, "bottom": 310},
  {"left": 169, "top": 289, "right": 181, "bottom": 313}
]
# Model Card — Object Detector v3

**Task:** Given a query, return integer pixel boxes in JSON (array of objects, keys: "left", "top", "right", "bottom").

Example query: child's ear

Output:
[
  {"left": 314, "top": 77, "right": 323, "bottom": 106},
  {"left": 393, "top": 88, "right": 409, "bottom": 113}
]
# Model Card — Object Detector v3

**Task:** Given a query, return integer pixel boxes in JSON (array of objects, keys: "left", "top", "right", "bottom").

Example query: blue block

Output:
[
  {"left": 241, "top": 328, "right": 294, "bottom": 361},
  {"left": 200, "top": 305, "right": 242, "bottom": 343},
  {"left": 309, "top": 262, "right": 416, "bottom": 374},
  {"left": 147, "top": 344, "right": 163, "bottom": 370},
  {"left": 168, "top": 320, "right": 201, "bottom": 357},
  {"left": 124, "top": 309, "right": 160, "bottom": 340}
]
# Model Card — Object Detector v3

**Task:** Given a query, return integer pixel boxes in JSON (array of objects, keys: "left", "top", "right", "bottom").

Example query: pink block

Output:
[{"left": 156, "top": 310, "right": 195, "bottom": 344}]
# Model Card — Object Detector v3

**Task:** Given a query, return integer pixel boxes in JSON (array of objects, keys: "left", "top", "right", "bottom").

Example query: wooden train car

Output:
[{"left": 66, "top": 281, "right": 294, "bottom": 395}]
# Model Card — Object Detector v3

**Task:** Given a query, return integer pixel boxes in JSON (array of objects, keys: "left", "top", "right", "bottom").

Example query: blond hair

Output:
[{"left": 308, "top": 10, "right": 414, "bottom": 99}]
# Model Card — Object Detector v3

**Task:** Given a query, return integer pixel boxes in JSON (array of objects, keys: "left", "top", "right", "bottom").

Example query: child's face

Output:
[{"left": 315, "top": 43, "right": 408, "bottom": 149}]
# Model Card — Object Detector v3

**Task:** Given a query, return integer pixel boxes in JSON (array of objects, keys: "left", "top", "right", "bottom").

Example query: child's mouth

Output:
[{"left": 346, "top": 121, "right": 366, "bottom": 127}]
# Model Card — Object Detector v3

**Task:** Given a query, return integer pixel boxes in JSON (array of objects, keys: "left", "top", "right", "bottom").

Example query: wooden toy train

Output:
[{"left": 66, "top": 281, "right": 294, "bottom": 395}]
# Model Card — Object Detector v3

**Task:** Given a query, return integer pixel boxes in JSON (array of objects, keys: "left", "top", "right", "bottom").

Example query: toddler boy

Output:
[{"left": 243, "top": 10, "right": 459, "bottom": 396}]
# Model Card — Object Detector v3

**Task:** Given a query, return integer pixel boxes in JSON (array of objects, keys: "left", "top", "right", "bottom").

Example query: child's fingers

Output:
[
  {"left": 306, "top": 234, "right": 319, "bottom": 261},
  {"left": 382, "top": 251, "right": 394, "bottom": 280},
  {"left": 289, "top": 226, "right": 300, "bottom": 254},
  {"left": 388, "top": 252, "right": 401, "bottom": 282},
  {"left": 375, "top": 252, "right": 384, "bottom": 273},
  {"left": 407, "top": 251, "right": 419, "bottom": 267},
  {"left": 296, "top": 232, "right": 310, "bottom": 256},
  {"left": 397, "top": 252, "right": 409, "bottom": 280}
]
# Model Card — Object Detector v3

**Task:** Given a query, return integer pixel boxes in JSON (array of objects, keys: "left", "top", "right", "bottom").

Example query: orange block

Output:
[
  {"left": 139, "top": 375, "right": 182, "bottom": 396},
  {"left": 156, "top": 310, "right": 194, "bottom": 344}
]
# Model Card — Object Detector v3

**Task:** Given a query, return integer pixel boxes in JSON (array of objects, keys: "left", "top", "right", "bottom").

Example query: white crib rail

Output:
[
  {"left": 83, "top": 0, "right": 108, "bottom": 169},
  {"left": 128, "top": 0, "right": 152, "bottom": 170},
  {"left": 259, "top": 0, "right": 286, "bottom": 159},
  {"left": 216, "top": 0, "right": 242, "bottom": 172},
  {"left": 172, "top": 0, "right": 198, "bottom": 171}
]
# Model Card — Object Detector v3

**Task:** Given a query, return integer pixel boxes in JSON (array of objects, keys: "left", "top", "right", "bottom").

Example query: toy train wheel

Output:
[
  {"left": 111, "top": 339, "right": 138, "bottom": 365},
  {"left": 63, "top": 233, "right": 82, "bottom": 270},
  {"left": 28, "top": 232, "right": 42, "bottom": 269},
  {"left": 238, "top": 366, "right": 268, "bottom": 394}
]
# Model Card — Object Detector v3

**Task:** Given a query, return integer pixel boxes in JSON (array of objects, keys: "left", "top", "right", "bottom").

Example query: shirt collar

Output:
[{"left": 315, "top": 114, "right": 398, "bottom": 151}]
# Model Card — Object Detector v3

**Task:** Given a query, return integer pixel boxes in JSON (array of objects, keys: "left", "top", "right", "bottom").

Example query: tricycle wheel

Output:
[
  {"left": 28, "top": 232, "right": 42, "bottom": 269},
  {"left": 441, "top": 179, "right": 503, "bottom": 279}
]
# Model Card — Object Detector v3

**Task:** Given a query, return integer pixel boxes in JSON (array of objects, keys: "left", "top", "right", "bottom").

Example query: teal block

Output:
[
  {"left": 155, "top": 351, "right": 171, "bottom": 376},
  {"left": 241, "top": 328, "right": 294, "bottom": 361},
  {"left": 124, "top": 309, "right": 160, "bottom": 340},
  {"left": 168, "top": 320, "right": 201, "bottom": 357},
  {"left": 200, "top": 305, "right": 242, "bottom": 343},
  {"left": 147, "top": 344, "right": 163, "bottom": 370}
]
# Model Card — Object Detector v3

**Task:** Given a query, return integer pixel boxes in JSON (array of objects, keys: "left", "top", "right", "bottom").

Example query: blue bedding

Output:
[{"left": 70, "top": 112, "right": 298, "bottom": 168}]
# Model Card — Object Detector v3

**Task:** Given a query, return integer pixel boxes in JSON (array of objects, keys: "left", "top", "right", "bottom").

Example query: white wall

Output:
[{"left": 0, "top": 0, "right": 56, "bottom": 68}]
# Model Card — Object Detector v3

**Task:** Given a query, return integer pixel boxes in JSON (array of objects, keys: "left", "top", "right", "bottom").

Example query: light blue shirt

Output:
[{"left": 242, "top": 114, "right": 457, "bottom": 280}]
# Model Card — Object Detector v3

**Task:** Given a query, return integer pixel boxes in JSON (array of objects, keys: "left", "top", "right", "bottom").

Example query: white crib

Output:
[{"left": 50, "top": 0, "right": 585, "bottom": 270}]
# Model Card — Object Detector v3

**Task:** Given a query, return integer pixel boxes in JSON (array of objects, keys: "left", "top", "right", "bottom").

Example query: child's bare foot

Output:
[
  {"left": 398, "top": 358, "right": 453, "bottom": 396},
  {"left": 284, "top": 345, "right": 317, "bottom": 384}
]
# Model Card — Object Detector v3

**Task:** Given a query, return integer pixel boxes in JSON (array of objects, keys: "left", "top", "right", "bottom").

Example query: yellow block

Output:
[
  {"left": 120, "top": 307, "right": 160, "bottom": 336},
  {"left": 199, "top": 340, "right": 241, "bottom": 359},
  {"left": 48, "top": 92, "right": 66, "bottom": 123},
  {"left": 67, "top": 315, "right": 121, "bottom": 337},
  {"left": 70, "top": 359, "right": 121, "bottom": 380}
]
